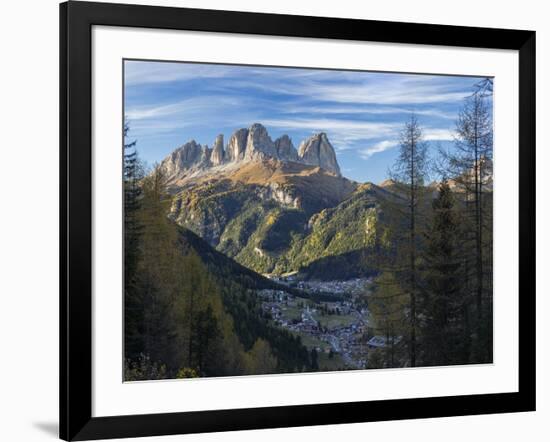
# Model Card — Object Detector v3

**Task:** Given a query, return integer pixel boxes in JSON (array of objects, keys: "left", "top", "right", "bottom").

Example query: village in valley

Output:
[{"left": 258, "top": 276, "right": 387, "bottom": 371}]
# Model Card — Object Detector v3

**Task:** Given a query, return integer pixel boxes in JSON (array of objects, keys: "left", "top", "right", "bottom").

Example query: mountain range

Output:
[
  {"left": 159, "top": 123, "right": 388, "bottom": 279},
  {"left": 160, "top": 123, "right": 341, "bottom": 185}
]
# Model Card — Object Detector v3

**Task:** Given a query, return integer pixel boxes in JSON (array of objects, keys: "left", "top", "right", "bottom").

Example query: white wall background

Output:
[{"left": 0, "top": 0, "right": 546, "bottom": 441}]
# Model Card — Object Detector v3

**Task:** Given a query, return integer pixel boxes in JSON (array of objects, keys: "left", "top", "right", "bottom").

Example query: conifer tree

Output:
[
  {"left": 421, "top": 181, "right": 469, "bottom": 365},
  {"left": 388, "top": 114, "right": 430, "bottom": 367},
  {"left": 310, "top": 348, "right": 319, "bottom": 371},
  {"left": 438, "top": 82, "right": 493, "bottom": 362},
  {"left": 191, "top": 305, "right": 220, "bottom": 374},
  {"left": 123, "top": 122, "right": 145, "bottom": 359},
  {"left": 136, "top": 165, "right": 180, "bottom": 369}
]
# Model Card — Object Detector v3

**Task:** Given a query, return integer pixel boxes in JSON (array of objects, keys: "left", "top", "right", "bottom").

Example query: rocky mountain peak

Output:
[
  {"left": 245, "top": 123, "right": 277, "bottom": 161},
  {"left": 298, "top": 132, "right": 341, "bottom": 176},
  {"left": 211, "top": 134, "right": 225, "bottom": 166},
  {"left": 161, "top": 139, "right": 206, "bottom": 177},
  {"left": 227, "top": 128, "right": 248, "bottom": 162},
  {"left": 274, "top": 134, "right": 299, "bottom": 162}
]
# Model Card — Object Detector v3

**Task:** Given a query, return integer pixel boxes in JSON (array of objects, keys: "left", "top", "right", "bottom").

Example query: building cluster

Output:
[{"left": 258, "top": 280, "right": 376, "bottom": 369}]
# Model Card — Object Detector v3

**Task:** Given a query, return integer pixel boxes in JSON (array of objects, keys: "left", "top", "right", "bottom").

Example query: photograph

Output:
[
  {"left": 123, "top": 60, "right": 494, "bottom": 381},
  {"left": 0, "top": 0, "right": 542, "bottom": 440}
]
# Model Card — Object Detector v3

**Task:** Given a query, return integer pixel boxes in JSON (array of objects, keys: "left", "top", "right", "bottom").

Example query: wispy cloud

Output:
[
  {"left": 359, "top": 140, "right": 399, "bottom": 159},
  {"left": 126, "top": 101, "right": 192, "bottom": 120},
  {"left": 126, "top": 96, "right": 243, "bottom": 120},
  {"left": 357, "top": 127, "right": 455, "bottom": 160},
  {"left": 284, "top": 104, "right": 456, "bottom": 120},
  {"left": 125, "top": 61, "right": 238, "bottom": 85},
  {"left": 303, "top": 81, "right": 468, "bottom": 105},
  {"left": 223, "top": 73, "right": 472, "bottom": 106},
  {"left": 125, "top": 61, "right": 341, "bottom": 87},
  {"left": 263, "top": 118, "right": 400, "bottom": 138},
  {"left": 423, "top": 128, "right": 455, "bottom": 141}
]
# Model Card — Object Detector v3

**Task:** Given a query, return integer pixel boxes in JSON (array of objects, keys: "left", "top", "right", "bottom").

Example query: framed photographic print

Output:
[{"left": 60, "top": 1, "right": 536, "bottom": 440}]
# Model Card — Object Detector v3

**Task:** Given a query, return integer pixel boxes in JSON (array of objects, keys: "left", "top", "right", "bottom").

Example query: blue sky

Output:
[{"left": 124, "top": 60, "right": 488, "bottom": 184}]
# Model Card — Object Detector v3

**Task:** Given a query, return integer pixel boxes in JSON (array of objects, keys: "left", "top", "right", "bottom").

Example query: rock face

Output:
[
  {"left": 275, "top": 134, "right": 299, "bottom": 162},
  {"left": 160, "top": 140, "right": 207, "bottom": 177},
  {"left": 160, "top": 123, "right": 342, "bottom": 182},
  {"left": 244, "top": 123, "right": 278, "bottom": 161},
  {"left": 298, "top": 133, "right": 341, "bottom": 176},
  {"left": 210, "top": 134, "right": 225, "bottom": 166},
  {"left": 226, "top": 128, "right": 248, "bottom": 162}
]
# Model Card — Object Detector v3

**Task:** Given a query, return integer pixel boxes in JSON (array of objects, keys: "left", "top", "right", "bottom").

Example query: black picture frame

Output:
[{"left": 59, "top": 1, "right": 536, "bottom": 440}]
